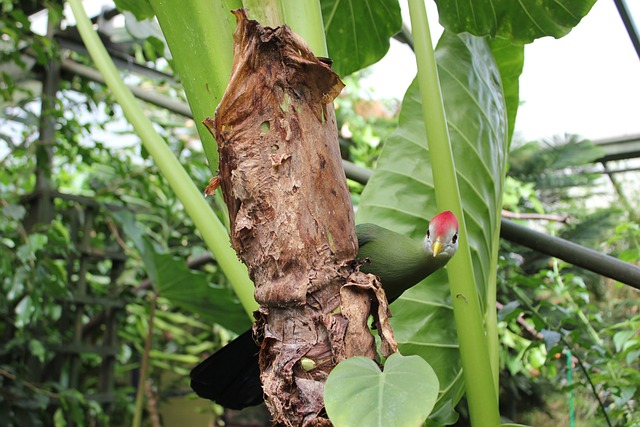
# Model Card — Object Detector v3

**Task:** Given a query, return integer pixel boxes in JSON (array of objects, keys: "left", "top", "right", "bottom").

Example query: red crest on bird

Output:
[{"left": 431, "top": 210, "right": 459, "bottom": 235}]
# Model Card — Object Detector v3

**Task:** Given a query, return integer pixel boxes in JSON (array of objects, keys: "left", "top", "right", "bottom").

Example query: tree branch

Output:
[
  {"left": 0, "top": 368, "right": 60, "bottom": 399},
  {"left": 501, "top": 210, "right": 568, "bottom": 223}
]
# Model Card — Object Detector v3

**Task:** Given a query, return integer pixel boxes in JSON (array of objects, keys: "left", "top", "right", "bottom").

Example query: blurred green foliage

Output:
[{"left": 498, "top": 135, "right": 639, "bottom": 426}]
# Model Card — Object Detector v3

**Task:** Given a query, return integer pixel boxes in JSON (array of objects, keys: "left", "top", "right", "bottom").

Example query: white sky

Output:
[{"left": 365, "top": 0, "right": 640, "bottom": 143}]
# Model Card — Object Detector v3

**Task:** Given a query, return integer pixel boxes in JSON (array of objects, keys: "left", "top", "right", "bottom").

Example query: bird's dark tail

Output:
[{"left": 190, "top": 329, "right": 264, "bottom": 409}]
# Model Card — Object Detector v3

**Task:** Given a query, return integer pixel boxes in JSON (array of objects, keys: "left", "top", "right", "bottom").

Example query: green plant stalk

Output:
[
  {"left": 279, "top": 0, "right": 328, "bottom": 56},
  {"left": 149, "top": 0, "right": 240, "bottom": 232},
  {"left": 485, "top": 45, "right": 512, "bottom": 390},
  {"left": 132, "top": 293, "right": 157, "bottom": 427},
  {"left": 486, "top": 227, "right": 501, "bottom": 390},
  {"left": 149, "top": 0, "right": 241, "bottom": 175},
  {"left": 243, "top": 0, "right": 328, "bottom": 56},
  {"left": 243, "top": 0, "right": 281, "bottom": 27},
  {"left": 68, "top": 0, "right": 258, "bottom": 317},
  {"left": 407, "top": 1, "right": 500, "bottom": 425}
]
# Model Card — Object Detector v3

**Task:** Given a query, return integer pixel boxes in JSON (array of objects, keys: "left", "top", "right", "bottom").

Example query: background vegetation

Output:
[{"left": 0, "top": 0, "right": 638, "bottom": 426}]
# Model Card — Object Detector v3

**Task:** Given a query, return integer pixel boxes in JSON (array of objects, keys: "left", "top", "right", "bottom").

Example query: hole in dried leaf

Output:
[{"left": 261, "top": 120, "right": 270, "bottom": 133}]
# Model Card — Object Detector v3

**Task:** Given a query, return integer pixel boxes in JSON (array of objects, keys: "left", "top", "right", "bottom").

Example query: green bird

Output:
[
  {"left": 190, "top": 211, "right": 459, "bottom": 409},
  {"left": 356, "top": 210, "right": 459, "bottom": 301}
]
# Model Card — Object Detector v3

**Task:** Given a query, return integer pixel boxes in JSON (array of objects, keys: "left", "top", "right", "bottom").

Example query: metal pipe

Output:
[
  {"left": 500, "top": 218, "right": 640, "bottom": 290},
  {"left": 343, "top": 161, "right": 640, "bottom": 290},
  {"left": 613, "top": 0, "right": 640, "bottom": 61}
]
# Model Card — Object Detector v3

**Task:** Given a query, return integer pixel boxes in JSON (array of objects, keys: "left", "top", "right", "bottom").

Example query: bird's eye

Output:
[
  {"left": 452, "top": 233, "right": 458, "bottom": 244},
  {"left": 426, "top": 230, "right": 430, "bottom": 238}
]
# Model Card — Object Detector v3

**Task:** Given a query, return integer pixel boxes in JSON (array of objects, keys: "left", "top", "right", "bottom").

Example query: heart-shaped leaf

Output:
[{"left": 325, "top": 353, "right": 439, "bottom": 427}]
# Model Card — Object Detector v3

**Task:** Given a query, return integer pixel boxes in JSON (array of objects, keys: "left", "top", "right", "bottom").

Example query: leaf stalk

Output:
[{"left": 407, "top": 1, "right": 500, "bottom": 425}]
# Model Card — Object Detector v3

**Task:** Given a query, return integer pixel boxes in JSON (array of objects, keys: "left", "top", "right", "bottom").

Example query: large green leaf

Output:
[
  {"left": 325, "top": 353, "right": 439, "bottom": 427},
  {"left": 356, "top": 30, "right": 508, "bottom": 421},
  {"left": 321, "top": 0, "right": 402, "bottom": 76},
  {"left": 489, "top": 38, "right": 524, "bottom": 145},
  {"left": 114, "top": 0, "right": 154, "bottom": 20},
  {"left": 146, "top": 246, "right": 251, "bottom": 333},
  {"left": 434, "top": 0, "right": 597, "bottom": 44},
  {"left": 116, "top": 211, "right": 250, "bottom": 333}
]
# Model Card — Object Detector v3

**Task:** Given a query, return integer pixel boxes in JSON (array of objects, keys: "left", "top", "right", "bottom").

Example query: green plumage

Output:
[{"left": 355, "top": 223, "right": 449, "bottom": 302}]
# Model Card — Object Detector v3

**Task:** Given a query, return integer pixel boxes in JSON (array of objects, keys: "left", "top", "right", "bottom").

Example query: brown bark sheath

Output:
[{"left": 205, "top": 10, "right": 396, "bottom": 426}]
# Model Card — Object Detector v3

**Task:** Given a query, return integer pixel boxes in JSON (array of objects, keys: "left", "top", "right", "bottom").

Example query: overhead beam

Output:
[
  {"left": 37, "top": 53, "right": 193, "bottom": 117},
  {"left": 593, "top": 133, "right": 640, "bottom": 162},
  {"left": 614, "top": 0, "right": 640, "bottom": 61},
  {"left": 55, "top": 35, "right": 176, "bottom": 84}
]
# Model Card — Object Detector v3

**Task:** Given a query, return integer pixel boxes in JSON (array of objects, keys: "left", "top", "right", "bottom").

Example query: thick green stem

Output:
[
  {"left": 68, "top": 0, "right": 258, "bottom": 317},
  {"left": 243, "top": 0, "right": 281, "bottom": 26},
  {"left": 150, "top": 0, "right": 241, "bottom": 174},
  {"left": 407, "top": 1, "right": 500, "bottom": 425},
  {"left": 243, "top": 0, "right": 328, "bottom": 56},
  {"left": 279, "top": 0, "right": 328, "bottom": 56}
]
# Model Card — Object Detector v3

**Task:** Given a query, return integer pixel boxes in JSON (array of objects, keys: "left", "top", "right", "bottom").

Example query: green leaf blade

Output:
[
  {"left": 434, "top": 0, "right": 597, "bottom": 44},
  {"left": 114, "top": 0, "right": 155, "bottom": 21},
  {"left": 489, "top": 38, "right": 524, "bottom": 144},
  {"left": 325, "top": 353, "right": 439, "bottom": 427},
  {"left": 115, "top": 210, "right": 250, "bottom": 332},
  {"left": 391, "top": 270, "right": 465, "bottom": 419},
  {"left": 322, "top": 0, "right": 402, "bottom": 76},
  {"left": 154, "top": 252, "right": 251, "bottom": 333}
]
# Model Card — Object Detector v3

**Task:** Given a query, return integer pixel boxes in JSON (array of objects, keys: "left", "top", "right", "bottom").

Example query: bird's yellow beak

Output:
[{"left": 432, "top": 239, "right": 443, "bottom": 257}]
